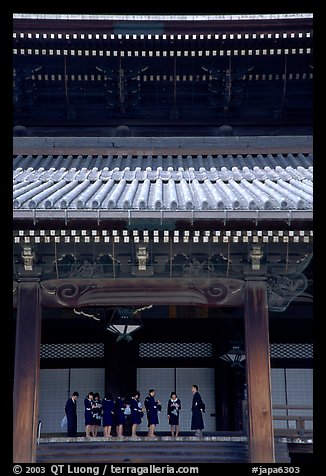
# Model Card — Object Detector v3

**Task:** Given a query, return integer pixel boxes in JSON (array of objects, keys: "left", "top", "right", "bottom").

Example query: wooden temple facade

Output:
[{"left": 13, "top": 14, "right": 313, "bottom": 464}]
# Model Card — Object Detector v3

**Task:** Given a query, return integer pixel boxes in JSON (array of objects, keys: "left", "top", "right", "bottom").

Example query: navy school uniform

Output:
[
  {"left": 91, "top": 398, "right": 102, "bottom": 426},
  {"left": 144, "top": 395, "right": 162, "bottom": 426},
  {"left": 191, "top": 391, "right": 205, "bottom": 430},
  {"left": 84, "top": 397, "right": 93, "bottom": 426},
  {"left": 131, "top": 396, "right": 144, "bottom": 425},
  {"left": 102, "top": 397, "right": 115, "bottom": 427},
  {"left": 65, "top": 397, "right": 77, "bottom": 437},
  {"left": 167, "top": 398, "right": 181, "bottom": 426},
  {"left": 114, "top": 397, "right": 126, "bottom": 426}
]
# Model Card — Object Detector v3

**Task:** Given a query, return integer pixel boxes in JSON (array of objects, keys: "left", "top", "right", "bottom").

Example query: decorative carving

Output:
[
  {"left": 45, "top": 282, "right": 99, "bottom": 306},
  {"left": 57, "top": 283, "right": 79, "bottom": 301},
  {"left": 166, "top": 254, "right": 189, "bottom": 276},
  {"left": 167, "top": 253, "right": 229, "bottom": 277},
  {"left": 76, "top": 260, "right": 96, "bottom": 278},
  {"left": 248, "top": 245, "right": 264, "bottom": 270},
  {"left": 136, "top": 247, "right": 149, "bottom": 271},
  {"left": 22, "top": 246, "right": 35, "bottom": 271},
  {"left": 189, "top": 279, "right": 243, "bottom": 305},
  {"left": 208, "top": 254, "right": 229, "bottom": 275},
  {"left": 266, "top": 273, "right": 308, "bottom": 312},
  {"left": 46, "top": 253, "right": 120, "bottom": 279},
  {"left": 15, "top": 243, "right": 311, "bottom": 281},
  {"left": 184, "top": 258, "right": 212, "bottom": 277},
  {"left": 56, "top": 254, "right": 76, "bottom": 276},
  {"left": 206, "top": 283, "right": 228, "bottom": 301},
  {"left": 95, "top": 254, "right": 118, "bottom": 276}
]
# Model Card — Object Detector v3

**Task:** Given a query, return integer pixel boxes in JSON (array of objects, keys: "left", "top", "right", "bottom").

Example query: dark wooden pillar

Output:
[
  {"left": 13, "top": 280, "right": 41, "bottom": 463},
  {"left": 244, "top": 280, "right": 275, "bottom": 463},
  {"left": 169, "top": 305, "right": 177, "bottom": 318},
  {"left": 105, "top": 336, "right": 137, "bottom": 398}
]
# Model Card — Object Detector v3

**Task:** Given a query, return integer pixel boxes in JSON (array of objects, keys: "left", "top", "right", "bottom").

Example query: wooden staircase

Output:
[
  {"left": 35, "top": 436, "right": 291, "bottom": 464},
  {"left": 36, "top": 437, "right": 249, "bottom": 464}
]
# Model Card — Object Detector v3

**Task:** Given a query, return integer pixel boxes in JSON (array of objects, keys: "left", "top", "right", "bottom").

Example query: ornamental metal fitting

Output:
[
  {"left": 22, "top": 246, "right": 35, "bottom": 271},
  {"left": 249, "top": 245, "right": 264, "bottom": 271},
  {"left": 136, "top": 246, "right": 148, "bottom": 270}
]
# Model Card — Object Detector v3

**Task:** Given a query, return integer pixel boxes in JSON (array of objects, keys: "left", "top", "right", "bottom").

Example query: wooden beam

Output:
[
  {"left": 13, "top": 281, "right": 41, "bottom": 463},
  {"left": 40, "top": 277, "right": 245, "bottom": 308},
  {"left": 244, "top": 279, "right": 275, "bottom": 463}
]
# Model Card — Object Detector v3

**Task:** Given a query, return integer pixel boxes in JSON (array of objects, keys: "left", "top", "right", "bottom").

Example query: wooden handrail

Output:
[
  {"left": 272, "top": 404, "right": 313, "bottom": 410},
  {"left": 272, "top": 404, "right": 313, "bottom": 435},
  {"left": 273, "top": 416, "right": 313, "bottom": 420}
]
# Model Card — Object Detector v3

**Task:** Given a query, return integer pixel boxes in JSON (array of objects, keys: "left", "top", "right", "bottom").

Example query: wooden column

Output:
[
  {"left": 105, "top": 337, "right": 137, "bottom": 398},
  {"left": 244, "top": 279, "right": 275, "bottom": 463},
  {"left": 169, "top": 305, "right": 177, "bottom": 318},
  {"left": 13, "top": 280, "right": 41, "bottom": 463}
]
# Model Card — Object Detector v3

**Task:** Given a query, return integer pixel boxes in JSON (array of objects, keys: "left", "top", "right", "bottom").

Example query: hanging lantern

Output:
[
  {"left": 220, "top": 344, "right": 246, "bottom": 367},
  {"left": 106, "top": 308, "right": 143, "bottom": 342}
]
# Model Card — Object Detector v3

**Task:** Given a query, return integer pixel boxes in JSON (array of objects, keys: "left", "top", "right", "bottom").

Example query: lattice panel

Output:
[
  {"left": 40, "top": 343, "right": 104, "bottom": 359},
  {"left": 139, "top": 342, "right": 212, "bottom": 358},
  {"left": 270, "top": 343, "right": 312, "bottom": 359}
]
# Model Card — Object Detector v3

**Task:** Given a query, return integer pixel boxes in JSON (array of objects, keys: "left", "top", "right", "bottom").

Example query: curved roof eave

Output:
[{"left": 13, "top": 14, "right": 313, "bottom": 21}]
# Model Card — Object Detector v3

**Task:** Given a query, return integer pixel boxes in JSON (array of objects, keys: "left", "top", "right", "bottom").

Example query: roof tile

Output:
[{"left": 13, "top": 153, "right": 313, "bottom": 212}]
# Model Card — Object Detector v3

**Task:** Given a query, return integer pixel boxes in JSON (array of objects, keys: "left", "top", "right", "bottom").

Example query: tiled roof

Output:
[{"left": 13, "top": 153, "right": 313, "bottom": 212}]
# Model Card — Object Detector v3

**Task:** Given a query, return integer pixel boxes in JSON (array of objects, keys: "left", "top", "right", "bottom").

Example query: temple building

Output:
[{"left": 13, "top": 14, "right": 313, "bottom": 464}]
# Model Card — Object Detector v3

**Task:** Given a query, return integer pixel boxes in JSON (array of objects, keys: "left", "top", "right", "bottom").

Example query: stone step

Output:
[
  {"left": 36, "top": 437, "right": 291, "bottom": 464},
  {"left": 36, "top": 439, "right": 249, "bottom": 463},
  {"left": 274, "top": 440, "right": 291, "bottom": 463}
]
